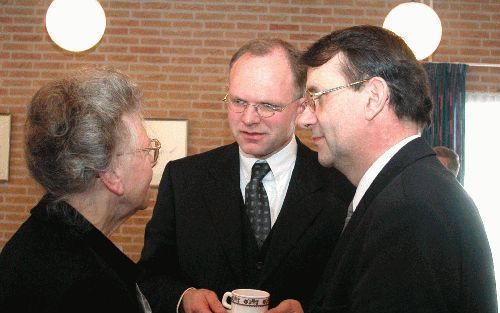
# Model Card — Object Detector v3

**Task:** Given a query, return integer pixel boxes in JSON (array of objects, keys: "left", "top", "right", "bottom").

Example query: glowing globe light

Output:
[
  {"left": 45, "top": 0, "right": 106, "bottom": 52},
  {"left": 383, "top": 2, "right": 442, "bottom": 60}
]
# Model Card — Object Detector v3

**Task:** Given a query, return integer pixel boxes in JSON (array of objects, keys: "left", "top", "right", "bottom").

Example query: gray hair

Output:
[{"left": 25, "top": 67, "right": 142, "bottom": 198}]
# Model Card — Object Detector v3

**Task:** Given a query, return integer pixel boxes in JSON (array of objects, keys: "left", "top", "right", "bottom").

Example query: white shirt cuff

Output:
[{"left": 176, "top": 287, "right": 196, "bottom": 313}]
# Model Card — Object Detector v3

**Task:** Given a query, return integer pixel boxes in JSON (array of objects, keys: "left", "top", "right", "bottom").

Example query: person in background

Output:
[
  {"left": 0, "top": 68, "right": 160, "bottom": 313},
  {"left": 138, "top": 38, "right": 354, "bottom": 313},
  {"left": 433, "top": 145, "right": 460, "bottom": 177},
  {"left": 271, "top": 25, "right": 497, "bottom": 313}
]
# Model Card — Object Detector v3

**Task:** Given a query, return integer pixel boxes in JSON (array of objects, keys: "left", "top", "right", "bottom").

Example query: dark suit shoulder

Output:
[
  {"left": 170, "top": 143, "right": 237, "bottom": 166},
  {"left": 163, "top": 143, "right": 238, "bottom": 178},
  {"left": 399, "top": 155, "right": 474, "bottom": 216}
]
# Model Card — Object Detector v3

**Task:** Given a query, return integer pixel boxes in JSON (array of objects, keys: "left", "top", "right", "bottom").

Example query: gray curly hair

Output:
[{"left": 25, "top": 67, "right": 142, "bottom": 198}]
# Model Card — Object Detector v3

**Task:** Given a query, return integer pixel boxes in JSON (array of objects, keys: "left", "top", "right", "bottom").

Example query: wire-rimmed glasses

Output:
[
  {"left": 223, "top": 94, "right": 302, "bottom": 118},
  {"left": 117, "top": 138, "right": 161, "bottom": 167},
  {"left": 305, "top": 79, "right": 369, "bottom": 112}
]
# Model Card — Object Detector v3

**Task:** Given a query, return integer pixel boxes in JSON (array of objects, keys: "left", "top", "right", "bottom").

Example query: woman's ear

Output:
[
  {"left": 364, "top": 77, "right": 390, "bottom": 121},
  {"left": 98, "top": 169, "right": 124, "bottom": 196}
]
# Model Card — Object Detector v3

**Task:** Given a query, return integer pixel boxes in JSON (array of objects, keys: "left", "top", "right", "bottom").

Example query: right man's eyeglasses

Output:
[{"left": 305, "top": 79, "right": 369, "bottom": 112}]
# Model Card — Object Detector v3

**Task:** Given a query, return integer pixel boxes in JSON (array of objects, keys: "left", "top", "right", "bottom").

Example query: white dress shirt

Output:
[
  {"left": 352, "top": 135, "right": 420, "bottom": 212},
  {"left": 176, "top": 138, "right": 297, "bottom": 312},
  {"left": 239, "top": 137, "right": 297, "bottom": 227}
]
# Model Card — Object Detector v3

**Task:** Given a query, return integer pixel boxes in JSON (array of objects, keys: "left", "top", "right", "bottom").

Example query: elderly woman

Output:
[{"left": 0, "top": 68, "right": 160, "bottom": 313}]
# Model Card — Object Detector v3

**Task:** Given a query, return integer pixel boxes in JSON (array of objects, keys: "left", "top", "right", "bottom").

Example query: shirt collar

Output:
[
  {"left": 240, "top": 136, "right": 297, "bottom": 181},
  {"left": 352, "top": 135, "right": 420, "bottom": 211}
]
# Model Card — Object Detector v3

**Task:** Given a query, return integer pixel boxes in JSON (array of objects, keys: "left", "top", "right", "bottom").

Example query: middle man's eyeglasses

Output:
[{"left": 223, "top": 94, "right": 303, "bottom": 118}]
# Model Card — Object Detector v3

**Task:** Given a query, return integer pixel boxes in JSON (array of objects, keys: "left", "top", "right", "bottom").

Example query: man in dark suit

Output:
[
  {"left": 138, "top": 39, "right": 354, "bottom": 313},
  {"left": 271, "top": 25, "right": 497, "bottom": 313}
]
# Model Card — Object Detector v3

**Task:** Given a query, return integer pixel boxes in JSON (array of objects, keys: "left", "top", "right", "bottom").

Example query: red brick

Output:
[
  {"left": 106, "top": 10, "right": 131, "bottom": 18},
  {"left": 142, "top": 2, "right": 171, "bottom": 10},
  {"left": 162, "top": 47, "right": 193, "bottom": 55},
  {"left": 205, "top": 5, "right": 237, "bottom": 12},
  {"left": 195, "top": 13, "right": 225, "bottom": 20},
  {"left": 164, "top": 12, "right": 194, "bottom": 20},
  {"left": 130, "top": 28, "right": 161, "bottom": 36},
  {"left": 236, "top": 5, "right": 268, "bottom": 13},
  {"left": 4, "top": 25, "right": 34, "bottom": 33},
  {"left": 237, "top": 22, "right": 268, "bottom": 31},
  {"left": 161, "top": 29, "right": 192, "bottom": 37},
  {"left": 132, "top": 11, "right": 162, "bottom": 19},
  {"left": 4, "top": 7, "right": 34, "bottom": 15},
  {"left": 110, "top": 19, "right": 140, "bottom": 27},
  {"left": 205, "top": 22, "right": 236, "bottom": 30},
  {"left": 105, "top": 54, "right": 138, "bottom": 63},
  {"left": 141, "top": 20, "right": 172, "bottom": 28},
  {"left": 270, "top": 24, "right": 300, "bottom": 31},
  {"left": 139, "top": 55, "right": 170, "bottom": 63},
  {"left": 174, "top": 3, "right": 205, "bottom": 11},
  {"left": 270, "top": 6, "right": 301, "bottom": 14},
  {"left": 109, "top": 1, "right": 140, "bottom": 10},
  {"left": 130, "top": 46, "right": 161, "bottom": 54},
  {"left": 171, "top": 57, "right": 202, "bottom": 65}
]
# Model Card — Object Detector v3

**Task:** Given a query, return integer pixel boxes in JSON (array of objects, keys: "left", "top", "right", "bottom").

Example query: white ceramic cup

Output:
[{"left": 221, "top": 289, "right": 270, "bottom": 313}]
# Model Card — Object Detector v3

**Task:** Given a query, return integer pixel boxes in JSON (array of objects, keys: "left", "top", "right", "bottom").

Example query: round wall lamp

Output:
[
  {"left": 383, "top": 2, "right": 442, "bottom": 60},
  {"left": 45, "top": 0, "right": 106, "bottom": 52}
]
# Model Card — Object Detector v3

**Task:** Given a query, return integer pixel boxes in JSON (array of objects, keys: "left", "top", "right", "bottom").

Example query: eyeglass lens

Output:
[
  {"left": 223, "top": 94, "right": 279, "bottom": 118},
  {"left": 230, "top": 102, "right": 274, "bottom": 118}
]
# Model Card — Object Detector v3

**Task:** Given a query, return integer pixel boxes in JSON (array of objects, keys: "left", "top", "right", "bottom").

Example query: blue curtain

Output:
[{"left": 422, "top": 63, "right": 468, "bottom": 184}]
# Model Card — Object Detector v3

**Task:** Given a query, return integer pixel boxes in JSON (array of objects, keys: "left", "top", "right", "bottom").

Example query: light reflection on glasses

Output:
[
  {"left": 223, "top": 94, "right": 304, "bottom": 118},
  {"left": 304, "top": 79, "right": 369, "bottom": 112},
  {"left": 117, "top": 138, "right": 161, "bottom": 167}
]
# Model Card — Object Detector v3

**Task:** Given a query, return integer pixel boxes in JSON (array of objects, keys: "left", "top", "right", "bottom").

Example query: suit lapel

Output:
[
  {"left": 335, "top": 138, "right": 434, "bottom": 263},
  {"left": 260, "top": 140, "right": 325, "bottom": 282},
  {"left": 202, "top": 143, "right": 245, "bottom": 280}
]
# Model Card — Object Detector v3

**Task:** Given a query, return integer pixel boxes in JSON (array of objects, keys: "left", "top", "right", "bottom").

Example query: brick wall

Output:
[{"left": 1, "top": 0, "right": 499, "bottom": 262}]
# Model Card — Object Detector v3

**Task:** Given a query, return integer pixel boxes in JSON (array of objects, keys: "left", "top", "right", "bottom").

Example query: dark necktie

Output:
[
  {"left": 342, "top": 201, "right": 354, "bottom": 232},
  {"left": 245, "top": 161, "right": 272, "bottom": 248}
]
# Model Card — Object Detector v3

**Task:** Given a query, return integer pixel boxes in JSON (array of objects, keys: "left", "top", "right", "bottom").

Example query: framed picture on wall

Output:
[
  {"left": 144, "top": 119, "right": 188, "bottom": 187},
  {"left": 0, "top": 114, "right": 11, "bottom": 181}
]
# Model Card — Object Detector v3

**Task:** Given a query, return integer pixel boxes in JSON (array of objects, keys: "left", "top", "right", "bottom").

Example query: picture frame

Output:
[
  {"left": 0, "top": 114, "right": 11, "bottom": 181},
  {"left": 145, "top": 119, "right": 188, "bottom": 187}
]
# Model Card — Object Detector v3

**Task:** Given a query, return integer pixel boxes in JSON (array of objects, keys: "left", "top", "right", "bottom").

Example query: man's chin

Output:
[
  {"left": 138, "top": 193, "right": 151, "bottom": 211},
  {"left": 239, "top": 143, "right": 268, "bottom": 159},
  {"left": 318, "top": 154, "right": 335, "bottom": 168}
]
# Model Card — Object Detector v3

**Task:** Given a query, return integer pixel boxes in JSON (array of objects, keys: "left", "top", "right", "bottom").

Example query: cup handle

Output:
[{"left": 221, "top": 292, "right": 232, "bottom": 309}]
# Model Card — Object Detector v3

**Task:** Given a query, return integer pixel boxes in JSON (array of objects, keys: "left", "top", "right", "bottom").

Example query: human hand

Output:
[
  {"left": 267, "top": 299, "right": 304, "bottom": 313},
  {"left": 181, "top": 288, "right": 227, "bottom": 313}
]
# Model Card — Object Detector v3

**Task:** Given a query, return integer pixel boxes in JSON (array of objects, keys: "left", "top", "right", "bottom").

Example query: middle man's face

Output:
[{"left": 227, "top": 48, "right": 300, "bottom": 159}]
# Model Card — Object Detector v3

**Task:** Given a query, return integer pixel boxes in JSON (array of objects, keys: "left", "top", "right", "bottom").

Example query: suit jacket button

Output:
[{"left": 256, "top": 261, "right": 263, "bottom": 270}]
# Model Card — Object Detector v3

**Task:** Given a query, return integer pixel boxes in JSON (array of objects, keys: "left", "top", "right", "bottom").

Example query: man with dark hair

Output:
[
  {"left": 271, "top": 25, "right": 497, "bottom": 313},
  {"left": 433, "top": 145, "right": 460, "bottom": 177},
  {"left": 139, "top": 38, "right": 354, "bottom": 313}
]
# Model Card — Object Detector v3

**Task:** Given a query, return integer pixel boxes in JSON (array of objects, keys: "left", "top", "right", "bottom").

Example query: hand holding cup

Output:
[{"left": 221, "top": 289, "right": 270, "bottom": 313}]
